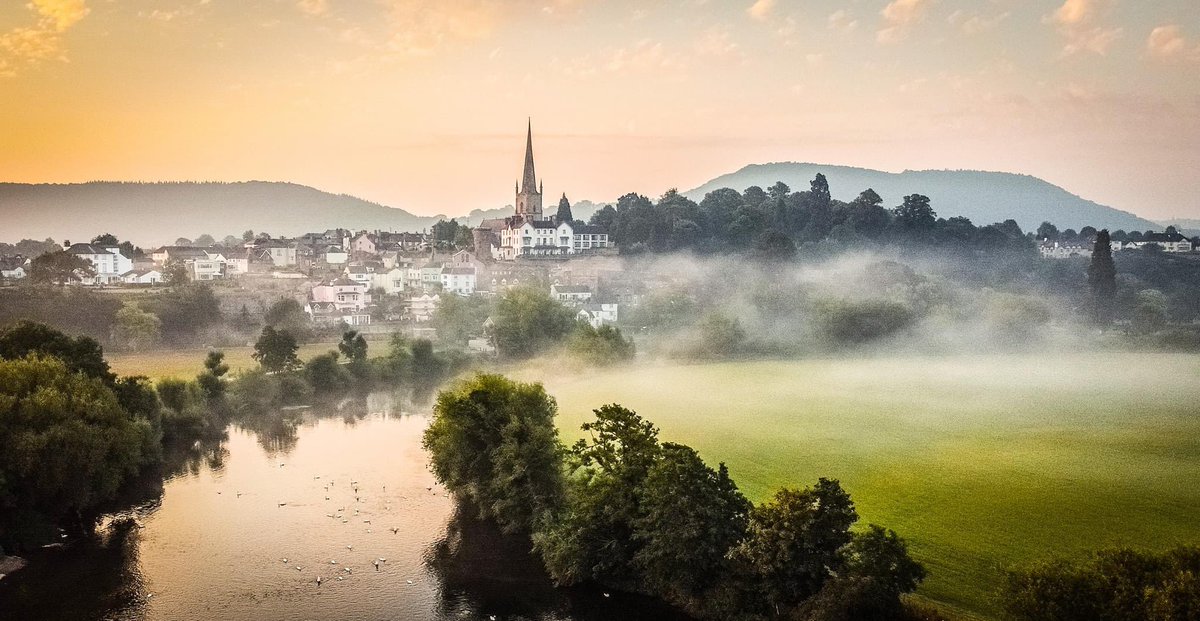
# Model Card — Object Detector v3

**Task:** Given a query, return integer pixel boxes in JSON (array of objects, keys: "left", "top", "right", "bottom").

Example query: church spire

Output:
[{"left": 521, "top": 118, "right": 538, "bottom": 195}]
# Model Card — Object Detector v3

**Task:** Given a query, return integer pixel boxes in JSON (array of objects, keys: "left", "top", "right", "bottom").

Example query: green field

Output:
[
  {"left": 538, "top": 354, "right": 1200, "bottom": 619},
  {"left": 107, "top": 343, "right": 335, "bottom": 379}
]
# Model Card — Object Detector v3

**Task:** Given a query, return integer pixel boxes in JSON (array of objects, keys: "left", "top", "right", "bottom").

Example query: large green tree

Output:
[
  {"left": 632, "top": 443, "right": 750, "bottom": 596},
  {"left": 491, "top": 286, "right": 576, "bottom": 359},
  {"left": 0, "top": 356, "right": 157, "bottom": 535},
  {"left": 731, "top": 479, "right": 858, "bottom": 610},
  {"left": 29, "top": 250, "right": 95, "bottom": 285},
  {"left": 252, "top": 326, "right": 301, "bottom": 372},
  {"left": 423, "top": 374, "right": 564, "bottom": 533}
]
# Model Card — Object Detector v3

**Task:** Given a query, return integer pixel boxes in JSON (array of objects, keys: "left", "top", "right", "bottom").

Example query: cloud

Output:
[
  {"left": 1048, "top": 0, "right": 1094, "bottom": 27},
  {"left": 297, "top": 0, "right": 329, "bottom": 17},
  {"left": 877, "top": 0, "right": 932, "bottom": 44},
  {"left": 747, "top": 0, "right": 775, "bottom": 21},
  {"left": 827, "top": 10, "right": 858, "bottom": 33},
  {"left": 694, "top": 27, "right": 741, "bottom": 59},
  {"left": 0, "top": 0, "right": 90, "bottom": 77},
  {"left": 1044, "top": 0, "right": 1121, "bottom": 56},
  {"left": 1146, "top": 25, "right": 1200, "bottom": 63},
  {"left": 947, "top": 10, "right": 1009, "bottom": 36}
]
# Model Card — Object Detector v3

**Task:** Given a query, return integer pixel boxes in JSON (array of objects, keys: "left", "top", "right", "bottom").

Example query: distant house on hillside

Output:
[
  {"left": 0, "top": 256, "right": 28, "bottom": 280},
  {"left": 440, "top": 266, "right": 476, "bottom": 296},
  {"left": 121, "top": 268, "right": 164, "bottom": 285},
  {"left": 1123, "top": 231, "right": 1194, "bottom": 253},
  {"left": 551, "top": 283, "right": 593, "bottom": 304},
  {"left": 577, "top": 302, "right": 619, "bottom": 328},
  {"left": 1038, "top": 240, "right": 1092, "bottom": 259},
  {"left": 65, "top": 243, "right": 133, "bottom": 285}
]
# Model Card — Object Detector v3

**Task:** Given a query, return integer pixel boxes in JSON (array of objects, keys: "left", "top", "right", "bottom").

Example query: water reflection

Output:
[
  {"left": 0, "top": 392, "right": 693, "bottom": 621},
  {"left": 427, "top": 500, "right": 692, "bottom": 621}
]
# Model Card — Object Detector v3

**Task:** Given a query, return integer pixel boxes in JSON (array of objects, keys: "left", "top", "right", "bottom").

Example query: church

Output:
[{"left": 474, "top": 121, "right": 610, "bottom": 261}]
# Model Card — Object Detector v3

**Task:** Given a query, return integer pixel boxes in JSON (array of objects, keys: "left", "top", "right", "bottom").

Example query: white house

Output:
[
  {"left": 0, "top": 256, "right": 28, "bottom": 280},
  {"left": 410, "top": 293, "right": 440, "bottom": 322},
  {"left": 65, "top": 243, "right": 133, "bottom": 285},
  {"left": 345, "top": 264, "right": 374, "bottom": 285},
  {"left": 577, "top": 303, "right": 619, "bottom": 328},
  {"left": 323, "top": 246, "right": 349, "bottom": 264},
  {"left": 1038, "top": 241, "right": 1092, "bottom": 259},
  {"left": 500, "top": 219, "right": 574, "bottom": 260},
  {"left": 572, "top": 225, "right": 611, "bottom": 252},
  {"left": 370, "top": 267, "right": 407, "bottom": 295},
  {"left": 310, "top": 277, "right": 372, "bottom": 312},
  {"left": 1123, "top": 231, "right": 1194, "bottom": 253},
  {"left": 420, "top": 262, "right": 444, "bottom": 287},
  {"left": 190, "top": 254, "right": 227, "bottom": 280},
  {"left": 551, "top": 283, "right": 593, "bottom": 304},
  {"left": 121, "top": 268, "right": 164, "bottom": 285},
  {"left": 440, "top": 266, "right": 476, "bottom": 296}
]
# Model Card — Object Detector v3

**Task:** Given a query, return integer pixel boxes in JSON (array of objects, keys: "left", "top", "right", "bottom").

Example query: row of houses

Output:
[{"left": 1038, "top": 231, "right": 1196, "bottom": 259}]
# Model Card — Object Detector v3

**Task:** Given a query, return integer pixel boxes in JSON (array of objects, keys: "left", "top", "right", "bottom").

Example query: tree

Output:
[
  {"left": 193, "top": 234, "right": 216, "bottom": 247},
  {"left": 145, "top": 283, "right": 221, "bottom": 344},
  {"left": 252, "top": 326, "right": 301, "bottom": 372},
  {"left": 174, "top": 237, "right": 193, "bottom": 246},
  {"left": 263, "top": 297, "right": 310, "bottom": 339},
  {"left": 1087, "top": 230, "right": 1117, "bottom": 325},
  {"left": 589, "top": 204, "right": 617, "bottom": 230},
  {"left": 535, "top": 404, "right": 662, "bottom": 585},
  {"left": 567, "top": 323, "right": 635, "bottom": 365},
  {"left": 892, "top": 194, "right": 937, "bottom": 233},
  {"left": 163, "top": 260, "right": 190, "bottom": 284},
  {"left": 491, "top": 286, "right": 576, "bottom": 359},
  {"left": 304, "top": 351, "right": 351, "bottom": 394},
  {"left": 29, "top": 250, "right": 95, "bottom": 285},
  {"left": 1132, "top": 289, "right": 1168, "bottom": 335},
  {"left": 112, "top": 305, "right": 162, "bottom": 351},
  {"left": 422, "top": 374, "right": 564, "bottom": 534},
  {"left": 0, "top": 356, "right": 157, "bottom": 535},
  {"left": 0, "top": 320, "right": 115, "bottom": 385},
  {"left": 91, "top": 233, "right": 119, "bottom": 246},
  {"left": 222, "top": 235, "right": 241, "bottom": 247},
  {"left": 196, "top": 350, "right": 230, "bottom": 401},
  {"left": 842, "top": 524, "right": 926, "bottom": 596},
  {"left": 632, "top": 443, "right": 750, "bottom": 596},
  {"left": 338, "top": 330, "right": 368, "bottom": 362},
  {"left": 555, "top": 194, "right": 574, "bottom": 224},
  {"left": 242, "top": 230, "right": 254, "bottom": 242},
  {"left": 1037, "top": 222, "right": 1060, "bottom": 241},
  {"left": 731, "top": 479, "right": 858, "bottom": 610},
  {"left": 432, "top": 294, "right": 493, "bottom": 346}
]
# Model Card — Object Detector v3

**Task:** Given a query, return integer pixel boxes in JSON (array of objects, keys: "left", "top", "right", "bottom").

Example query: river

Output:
[{"left": 0, "top": 393, "right": 689, "bottom": 621}]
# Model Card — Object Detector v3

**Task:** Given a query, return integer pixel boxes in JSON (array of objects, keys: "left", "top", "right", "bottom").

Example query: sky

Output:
[{"left": 1, "top": 0, "right": 1198, "bottom": 220}]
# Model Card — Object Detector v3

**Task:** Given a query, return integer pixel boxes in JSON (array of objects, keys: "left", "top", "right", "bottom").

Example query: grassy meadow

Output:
[
  {"left": 107, "top": 343, "right": 334, "bottom": 379},
  {"left": 538, "top": 353, "right": 1200, "bottom": 619}
]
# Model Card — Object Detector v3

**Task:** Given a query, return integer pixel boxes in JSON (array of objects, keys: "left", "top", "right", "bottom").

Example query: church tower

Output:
[{"left": 515, "top": 119, "right": 543, "bottom": 220}]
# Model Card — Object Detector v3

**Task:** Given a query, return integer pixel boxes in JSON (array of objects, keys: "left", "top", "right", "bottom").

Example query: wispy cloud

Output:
[
  {"left": 0, "top": 0, "right": 90, "bottom": 77},
  {"left": 1044, "top": 0, "right": 1122, "bottom": 56},
  {"left": 877, "top": 0, "right": 933, "bottom": 45},
  {"left": 747, "top": 0, "right": 775, "bottom": 21},
  {"left": 827, "top": 10, "right": 858, "bottom": 34},
  {"left": 1146, "top": 24, "right": 1200, "bottom": 63},
  {"left": 297, "top": 0, "right": 329, "bottom": 17},
  {"left": 947, "top": 10, "right": 1009, "bottom": 37}
]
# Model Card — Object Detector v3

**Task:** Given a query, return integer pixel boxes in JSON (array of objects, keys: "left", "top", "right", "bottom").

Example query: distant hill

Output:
[
  {"left": 462, "top": 200, "right": 605, "bottom": 226},
  {"left": 684, "top": 163, "right": 1160, "bottom": 233},
  {"left": 0, "top": 181, "right": 446, "bottom": 246}
]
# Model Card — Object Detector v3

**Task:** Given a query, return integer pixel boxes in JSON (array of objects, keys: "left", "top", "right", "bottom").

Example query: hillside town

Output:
[{"left": 1, "top": 125, "right": 1197, "bottom": 348}]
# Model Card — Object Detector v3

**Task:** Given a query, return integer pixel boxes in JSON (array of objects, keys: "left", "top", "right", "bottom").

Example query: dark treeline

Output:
[
  {"left": 591, "top": 176, "right": 1033, "bottom": 258},
  {"left": 423, "top": 374, "right": 932, "bottom": 621},
  {"left": 1004, "top": 547, "right": 1200, "bottom": 621}
]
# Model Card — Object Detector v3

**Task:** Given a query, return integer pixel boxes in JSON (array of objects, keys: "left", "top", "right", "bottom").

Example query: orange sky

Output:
[{"left": 1, "top": 0, "right": 1198, "bottom": 219}]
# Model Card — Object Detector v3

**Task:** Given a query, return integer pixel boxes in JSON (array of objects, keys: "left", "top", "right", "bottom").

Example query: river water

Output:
[{"left": 0, "top": 394, "right": 689, "bottom": 621}]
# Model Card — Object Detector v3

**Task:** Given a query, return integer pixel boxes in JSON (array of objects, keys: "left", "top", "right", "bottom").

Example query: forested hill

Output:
[
  {"left": 0, "top": 181, "right": 444, "bottom": 245},
  {"left": 684, "top": 163, "right": 1159, "bottom": 232}
]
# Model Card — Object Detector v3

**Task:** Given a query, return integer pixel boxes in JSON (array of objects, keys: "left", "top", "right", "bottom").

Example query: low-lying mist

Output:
[{"left": 614, "top": 249, "right": 1102, "bottom": 361}]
